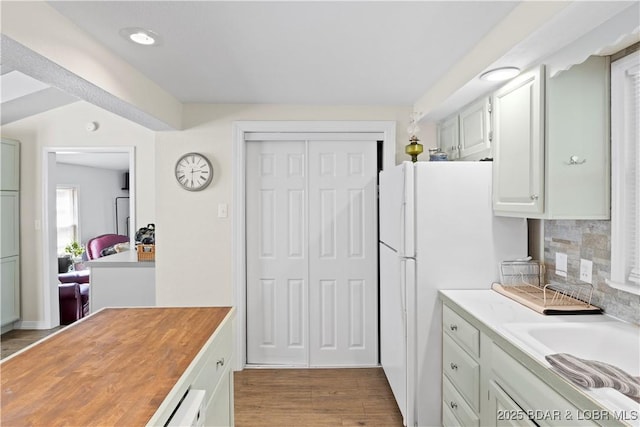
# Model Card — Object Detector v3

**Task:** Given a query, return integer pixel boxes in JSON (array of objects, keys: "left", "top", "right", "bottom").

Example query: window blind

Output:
[{"left": 611, "top": 50, "right": 640, "bottom": 288}]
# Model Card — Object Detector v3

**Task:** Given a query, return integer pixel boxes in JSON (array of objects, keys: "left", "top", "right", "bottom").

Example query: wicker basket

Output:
[{"left": 136, "top": 244, "right": 155, "bottom": 262}]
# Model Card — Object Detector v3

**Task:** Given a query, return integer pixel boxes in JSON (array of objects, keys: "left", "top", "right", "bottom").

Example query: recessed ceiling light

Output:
[
  {"left": 479, "top": 67, "right": 521, "bottom": 82},
  {"left": 119, "top": 27, "right": 161, "bottom": 46}
]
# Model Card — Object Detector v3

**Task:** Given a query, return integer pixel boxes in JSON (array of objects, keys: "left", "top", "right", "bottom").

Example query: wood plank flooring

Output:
[
  {"left": 1, "top": 327, "right": 62, "bottom": 359},
  {"left": 3, "top": 330, "right": 404, "bottom": 427},
  {"left": 234, "top": 368, "right": 404, "bottom": 427}
]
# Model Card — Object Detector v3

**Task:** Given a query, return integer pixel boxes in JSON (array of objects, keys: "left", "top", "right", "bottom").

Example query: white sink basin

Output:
[{"left": 502, "top": 320, "right": 640, "bottom": 376}]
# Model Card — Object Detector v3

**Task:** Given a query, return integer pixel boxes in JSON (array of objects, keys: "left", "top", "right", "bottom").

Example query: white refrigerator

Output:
[{"left": 379, "top": 161, "right": 527, "bottom": 427}]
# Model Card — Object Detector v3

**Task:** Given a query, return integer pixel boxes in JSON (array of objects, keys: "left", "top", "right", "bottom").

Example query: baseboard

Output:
[{"left": 14, "top": 320, "right": 55, "bottom": 330}]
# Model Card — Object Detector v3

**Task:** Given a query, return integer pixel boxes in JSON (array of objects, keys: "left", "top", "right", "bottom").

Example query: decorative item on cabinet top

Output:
[{"left": 405, "top": 112, "right": 423, "bottom": 162}]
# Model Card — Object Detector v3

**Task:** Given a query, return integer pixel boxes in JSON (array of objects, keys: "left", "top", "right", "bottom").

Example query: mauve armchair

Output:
[
  {"left": 58, "top": 282, "right": 89, "bottom": 325},
  {"left": 86, "top": 234, "right": 130, "bottom": 260}
]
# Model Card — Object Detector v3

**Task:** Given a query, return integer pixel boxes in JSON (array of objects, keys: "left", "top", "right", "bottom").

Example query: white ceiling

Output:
[
  {"left": 1, "top": 1, "right": 639, "bottom": 127},
  {"left": 47, "top": 1, "right": 519, "bottom": 105}
]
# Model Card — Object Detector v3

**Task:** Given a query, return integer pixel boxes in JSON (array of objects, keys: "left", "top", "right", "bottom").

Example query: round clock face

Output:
[{"left": 175, "top": 152, "right": 213, "bottom": 191}]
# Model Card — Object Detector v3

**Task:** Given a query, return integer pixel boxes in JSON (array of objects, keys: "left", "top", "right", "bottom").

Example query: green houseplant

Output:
[{"left": 64, "top": 241, "right": 85, "bottom": 261}]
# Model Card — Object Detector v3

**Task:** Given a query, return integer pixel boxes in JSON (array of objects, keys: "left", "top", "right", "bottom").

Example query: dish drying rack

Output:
[{"left": 491, "top": 259, "right": 602, "bottom": 315}]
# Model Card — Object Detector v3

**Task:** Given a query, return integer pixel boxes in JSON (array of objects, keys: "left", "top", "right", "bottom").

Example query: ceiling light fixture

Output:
[
  {"left": 479, "top": 67, "right": 520, "bottom": 82},
  {"left": 119, "top": 27, "right": 161, "bottom": 46}
]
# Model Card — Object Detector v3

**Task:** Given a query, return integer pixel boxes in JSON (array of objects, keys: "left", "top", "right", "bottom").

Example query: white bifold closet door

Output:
[{"left": 246, "top": 136, "right": 378, "bottom": 367}]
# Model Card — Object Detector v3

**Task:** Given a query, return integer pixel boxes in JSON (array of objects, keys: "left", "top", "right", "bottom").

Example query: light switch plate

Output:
[
  {"left": 217, "top": 203, "right": 228, "bottom": 218},
  {"left": 555, "top": 252, "right": 568, "bottom": 277},
  {"left": 580, "top": 259, "right": 593, "bottom": 284}
]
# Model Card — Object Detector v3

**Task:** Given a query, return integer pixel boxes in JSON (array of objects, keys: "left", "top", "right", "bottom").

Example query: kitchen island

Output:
[{"left": 1, "top": 306, "right": 235, "bottom": 426}]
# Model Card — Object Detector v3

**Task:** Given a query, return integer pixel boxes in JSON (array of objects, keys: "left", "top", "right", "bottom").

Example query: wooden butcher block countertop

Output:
[{"left": 1, "top": 306, "right": 232, "bottom": 426}]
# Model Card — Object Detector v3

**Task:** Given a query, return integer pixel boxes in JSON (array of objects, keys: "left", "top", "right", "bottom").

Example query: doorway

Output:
[
  {"left": 233, "top": 121, "right": 396, "bottom": 369},
  {"left": 246, "top": 136, "right": 378, "bottom": 366},
  {"left": 42, "top": 147, "right": 135, "bottom": 328}
]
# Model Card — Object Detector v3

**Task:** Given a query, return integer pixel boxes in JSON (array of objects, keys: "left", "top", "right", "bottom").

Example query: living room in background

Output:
[{"left": 56, "top": 186, "right": 79, "bottom": 257}]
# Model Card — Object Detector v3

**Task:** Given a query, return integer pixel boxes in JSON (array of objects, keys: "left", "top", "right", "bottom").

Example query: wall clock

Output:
[{"left": 174, "top": 152, "right": 213, "bottom": 191}]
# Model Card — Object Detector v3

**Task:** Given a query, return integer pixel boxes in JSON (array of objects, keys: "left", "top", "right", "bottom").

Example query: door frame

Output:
[
  {"left": 232, "top": 121, "right": 396, "bottom": 370},
  {"left": 40, "top": 146, "right": 136, "bottom": 329}
]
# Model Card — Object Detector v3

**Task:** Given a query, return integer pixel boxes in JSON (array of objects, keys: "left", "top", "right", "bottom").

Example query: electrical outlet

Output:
[
  {"left": 555, "top": 252, "right": 568, "bottom": 277},
  {"left": 580, "top": 259, "right": 593, "bottom": 284}
]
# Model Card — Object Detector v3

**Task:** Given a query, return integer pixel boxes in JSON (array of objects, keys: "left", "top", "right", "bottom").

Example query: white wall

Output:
[
  {"left": 155, "top": 104, "right": 412, "bottom": 307},
  {"left": 2, "top": 100, "right": 413, "bottom": 324},
  {"left": 56, "top": 163, "right": 129, "bottom": 247},
  {"left": 1, "top": 101, "right": 155, "bottom": 324}
]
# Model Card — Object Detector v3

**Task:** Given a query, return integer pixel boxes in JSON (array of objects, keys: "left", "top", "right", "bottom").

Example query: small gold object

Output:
[{"left": 405, "top": 135, "right": 423, "bottom": 162}]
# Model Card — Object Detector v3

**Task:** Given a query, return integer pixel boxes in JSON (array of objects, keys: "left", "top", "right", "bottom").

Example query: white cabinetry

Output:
[
  {"left": 492, "top": 66, "right": 545, "bottom": 215},
  {"left": 442, "top": 306, "right": 481, "bottom": 427},
  {"left": 437, "top": 115, "right": 460, "bottom": 160},
  {"left": 1, "top": 138, "right": 20, "bottom": 328},
  {"left": 493, "top": 56, "right": 610, "bottom": 218},
  {"left": 437, "top": 97, "right": 492, "bottom": 161},
  {"left": 442, "top": 300, "right": 601, "bottom": 427},
  {"left": 487, "top": 344, "right": 597, "bottom": 427}
]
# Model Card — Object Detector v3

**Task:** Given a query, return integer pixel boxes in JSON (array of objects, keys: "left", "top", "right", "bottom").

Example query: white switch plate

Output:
[
  {"left": 217, "top": 203, "right": 228, "bottom": 218},
  {"left": 580, "top": 258, "right": 593, "bottom": 284},
  {"left": 555, "top": 252, "right": 568, "bottom": 277}
]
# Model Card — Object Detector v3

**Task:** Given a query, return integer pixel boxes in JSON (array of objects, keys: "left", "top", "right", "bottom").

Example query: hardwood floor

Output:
[
  {"left": 234, "top": 368, "right": 404, "bottom": 427},
  {"left": 2, "top": 330, "right": 404, "bottom": 426},
  {"left": 1, "top": 327, "right": 62, "bottom": 359}
]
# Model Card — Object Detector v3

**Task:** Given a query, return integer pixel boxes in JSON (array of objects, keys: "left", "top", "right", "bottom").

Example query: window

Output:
[
  {"left": 609, "top": 48, "right": 640, "bottom": 294},
  {"left": 56, "top": 187, "right": 79, "bottom": 255}
]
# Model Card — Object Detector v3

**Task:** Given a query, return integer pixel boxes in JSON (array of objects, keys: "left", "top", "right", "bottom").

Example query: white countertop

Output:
[
  {"left": 440, "top": 289, "right": 640, "bottom": 425},
  {"left": 86, "top": 250, "right": 155, "bottom": 268}
]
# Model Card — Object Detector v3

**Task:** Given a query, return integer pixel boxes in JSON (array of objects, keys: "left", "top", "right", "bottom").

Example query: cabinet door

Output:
[
  {"left": 493, "top": 66, "right": 544, "bottom": 216},
  {"left": 459, "top": 98, "right": 491, "bottom": 160},
  {"left": 437, "top": 115, "right": 460, "bottom": 160},
  {"left": 487, "top": 381, "right": 537, "bottom": 427},
  {"left": 1, "top": 256, "right": 20, "bottom": 326},
  {"left": 205, "top": 370, "right": 232, "bottom": 427},
  {"left": 1, "top": 139, "right": 20, "bottom": 191},
  {"left": 1, "top": 191, "right": 19, "bottom": 258}
]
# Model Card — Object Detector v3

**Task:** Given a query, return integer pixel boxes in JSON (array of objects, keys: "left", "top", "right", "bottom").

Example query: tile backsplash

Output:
[{"left": 544, "top": 220, "right": 640, "bottom": 325}]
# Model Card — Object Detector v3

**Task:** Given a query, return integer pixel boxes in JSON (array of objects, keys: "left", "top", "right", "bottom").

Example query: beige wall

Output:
[
  {"left": 1, "top": 102, "right": 155, "bottom": 325},
  {"left": 155, "top": 103, "right": 412, "bottom": 307},
  {"left": 2, "top": 101, "right": 421, "bottom": 325}
]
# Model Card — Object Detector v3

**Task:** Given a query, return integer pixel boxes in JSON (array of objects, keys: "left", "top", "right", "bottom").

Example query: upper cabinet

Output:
[
  {"left": 1, "top": 138, "right": 20, "bottom": 191},
  {"left": 492, "top": 66, "right": 545, "bottom": 215},
  {"left": 492, "top": 56, "right": 610, "bottom": 219},
  {"left": 437, "top": 115, "right": 459, "bottom": 160},
  {"left": 437, "top": 97, "right": 492, "bottom": 161}
]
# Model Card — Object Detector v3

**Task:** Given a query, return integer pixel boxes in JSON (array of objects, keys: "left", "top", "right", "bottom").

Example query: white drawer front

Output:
[
  {"left": 192, "top": 318, "right": 233, "bottom": 399},
  {"left": 443, "top": 305, "right": 480, "bottom": 357},
  {"left": 492, "top": 344, "right": 598, "bottom": 427},
  {"left": 443, "top": 375, "right": 480, "bottom": 427},
  {"left": 443, "top": 333, "right": 480, "bottom": 412}
]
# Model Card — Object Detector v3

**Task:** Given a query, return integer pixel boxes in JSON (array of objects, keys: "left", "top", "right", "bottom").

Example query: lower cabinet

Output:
[
  {"left": 442, "top": 301, "right": 599, "bottom": 427},
  {"left": 1, "top": 256, "right": 20, "bottom": 327}
]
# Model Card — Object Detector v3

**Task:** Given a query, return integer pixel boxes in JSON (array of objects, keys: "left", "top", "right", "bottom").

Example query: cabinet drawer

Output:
[
  {"left": 443, "top": 375, "right": 480, "bottom": 427},
  {"left": 191, "top": 317, "right": 233, "bottom": 400},
  {"left": 443, "top": 305, "right": 479, "bottom": 358},
  {"left": 492, "top": 343, "right": 598, "bottom": 427},
  {"left": 443, "top": 333, "right": 480, "bottom": 412}
]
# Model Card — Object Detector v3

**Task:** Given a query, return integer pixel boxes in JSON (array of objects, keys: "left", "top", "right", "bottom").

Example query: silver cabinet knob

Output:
[
  {"left": 530, "top": 194, "right": 539, "bottom": 200},
  {"left": 566, "top": 155, "right": 586, "bottom": 165},
  {"left": 450, "top": 362, "right": 458, "bottom": 370},
  {"left": 216, "top": 358, "right": 225, "bottom": 368},
  {"left": 450, "top": 402, "right": 458, "bottom": 409},
  {"left": 449, "top": 324, "right": 458, "bottom": 331}
]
